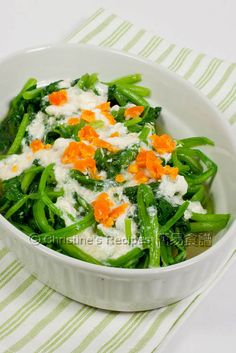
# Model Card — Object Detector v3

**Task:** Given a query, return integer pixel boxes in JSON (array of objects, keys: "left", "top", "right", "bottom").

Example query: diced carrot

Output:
[
  {"left": 136, "top": 149, "right": 164, "bottom": 179},
  {"left": 93, "top": 192, "right": 114, "bottom": 208},
  {"left": 11, "top": 165, "right": 18, "bottom": 173},
  {"left": 61, "top": 141, "right": 98, "bottom": 178},
  {"left": 150, "top": 134, "right": 176, "bottom": 154},
  {"left": 73, "top": 157, "right": 96, "bottom": 174},
  {"left": 109, "top": 203, "right": 128, "bottom": 219},
  {"left": 93, "top": 137, "right": 119, "bottom": 152},
  {"left": 48, "top": 90, "right": 68, "bottom": 106},
  {"left": 115, "top": 174, "right": 125, "bottom": 183},
  {"left": 30, "top": 140, "right": 51, "bottom": 153},
  {"left": 136, "top": 149, "right": 147, "bottom": 168},
  {"left": 61, "top": 141, "right": 80, "bottom": 164},
  {"left": 103, "top": 218, "right": 115, "bottom": 227},
  {"left": 92, "top": 192, "right": 113, "bottom": 226},
  {"left": 77, "top": 142, "right": 95, "bottom": 158},
  {"left": 80, "top": 110, "right": 95, "bottom": 123},
  {"left": 78, "top": 126, "right": 118, "bottom": 152},
  {"left": 97, "top": 192, "right": 114, "bottom": 207},
  {"left": 96, "top": 101, "right": 115, "bottom": 124},
  {"left": 163, "top": 165, "right": 179, "bottom": 180},
  {"left": 30, "top": 140, "right": 44, "bottom": 152},
  {"left": 145, "top": 150, "right": 164, "bottom": 180},
  {"left": 92, "top": 192, "right": 128, "bottom": 227},
  {"left": 128, "top": 148, "right": 175, "bottom": 182},
  {"left": 96, "top": 102, "right": 111, "bottom": 111},
  {"left": 110, "top": 132, "right": 120, "bottom": 138},
  {"left": 128, "top": 164, "right": 139, "bottom": 174},
  {"left": 87, "top": 101, "right": 116, "bottom": 125},
  {"left": 102, "top": 111, "right": 116, "bottom": 125},
  {"left": 67, "top": 117, "right": 80, "bottom": 125},
  {"left": 62, "top": 141, "right": 95, "bottom": 163},
  {"left": 78, "top": 126, "right": 99, "bottom": 142},
  {"left": 135, "top": 171, "right": 149, "bottom": 184},
  {"left": 124, "top": 105, "right": 144, "bottom": 119}
]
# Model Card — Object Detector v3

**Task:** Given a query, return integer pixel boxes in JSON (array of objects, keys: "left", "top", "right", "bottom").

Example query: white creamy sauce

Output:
[
  {"left": 93, "top": 109, "right": 111, "bottom": 125},
  {"left": 77, "top": 91, "right": 105, "bottom": 110},
  {"left": 110, "top": 104, "right": 120, "bottom": 112},
  {"left": 104, "top": 135, "right": 140, "bottom": 149},
  {"left": 106, "top": 186, "right": 128, "bottom": 204},
  {"left": 94, "top": 82, "right": 108, "bottom": 98},
  {"left": 98, "top": 170, "right": 107, "bottom": 180},
  {"left": 45, "top": 87, "right": 81, "bottom": 116},
  {"left": 45, "top": 87, "right": 107, "bottom": 117},
  {"left": 55, "top": 168, "right": 99, "bottom": 203},
  {"left": 27, "top": 111, "right": 46, "bottom": 140},
  {"left": 147, "top": 206, "right": 157, "bottom": 217},
  {"left": 0, "top": 137, "right": 71, "bottom": 180},
  {"left": 36, "top": 138, "right": 71, "bottom": 167},
  {"left": 98, "top": 122, "right": 128, "bottom": 138},
  {"left": 55, "top": 197, "right": 77, "bottom": 226},
  {"left": 0, "top": 152, "right": 33, "bottom": 180},
  {"left": 72, "top": 227, "right": 134, "bottom": 262},
  {"left": 157, "top": 175, "right": 207, "bottom": 219},
  {"left": 184, "top": 201, "right": 207, "bottom": 220},
  {"left": 157, "top": 175, "right": 188, "bottom": 206},
  {"left": 97, "top": 122, "right": 140, "bottom": 149},
  {"left": 125, "top": 103, "right": 136, "bottom": 109},
  {"left": 53, "top": 164, "right": 99, "bottom": 225}
]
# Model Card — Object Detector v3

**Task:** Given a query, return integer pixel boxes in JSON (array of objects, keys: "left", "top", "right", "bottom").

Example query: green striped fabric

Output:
[
  {"left": 66, "top": 8, "right": 236, "bottom": 127},
  {"left": 0, "top": 8, "right": 235, "bottom": 353}
]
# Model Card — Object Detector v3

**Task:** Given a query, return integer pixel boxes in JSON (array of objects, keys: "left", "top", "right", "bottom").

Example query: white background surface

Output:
[{"left": 0, "top": 0, "right": 235, "bottom": 352}]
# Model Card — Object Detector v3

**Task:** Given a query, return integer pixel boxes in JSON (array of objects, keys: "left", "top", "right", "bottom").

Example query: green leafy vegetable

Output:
[
  {"left": 95, "top": 144, "right": 139, "bottom": 178},
  {"left": 0, "top": 72, "right": 231, "bottom": 269}
]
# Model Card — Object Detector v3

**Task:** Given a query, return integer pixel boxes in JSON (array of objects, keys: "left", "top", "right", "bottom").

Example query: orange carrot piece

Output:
[
  {"left": 102, "top": 111, "right": 116, "bottom": 125},
  {"left": 110, "top": 132, "right": 120, "bottom": 138},
  {"left": 92, "top": 192, "right": 113, "bottom": 226},
  {"left": 80, "top": 110, "right": 95, "bottom": 123},
  {"left": 163, "top": 165, "right": 179, "bottom": 180},
  {"left": 136, "top": 149, "right": 147, "bottom": 168},
  {"left": 77, "top": 142, "right": 95, "bottom": 158},
  {"left": 61, "top": 141, "right": 80, "bottom": 164},
  {"left": 67, "top": 117, "right": 80, "bottom": 125},
  {"left": 48, "top": 90, "right": 68, "bottom": 106},
  {"left": 134, "top": 171, "right": 149, "bottom": 184},
  {"left": 145, "top": 150, "right": 164, "bottom": 180},
  {"left": 150, "top": 134, "right": 176, "bottom": 154},
  {"left": 128, "top": 164, "right": 139, "bottom": 174},
  {"left": 115, "top": 174, "right": 125, "bottom": 183},
  {"left": 78, "top": 126, "right": 99, "bottom": 142},
  {"left": 73, "top": 157, "right": 96, "bottom": 173},
  {"left": 93, "top": 137, "right": 119, "bottom": 152},
  {"left": 96, "top": 102, "right": 111, "bottom": 111},
  {"left": 62, "top": 141, "right": 95, "bottom": 162},
  {"left": 92, "top": 193, "right": 128, "bottom": 227},
  {"left": 11, "top": 165, "right": 18, "bottom": 173},
  {"left": 96, "top": 101, "right": 115, "bottom": 124},
  {"left": 124, "top": 105, "right": 144, "bottom": 119},
  {"left": 30, "top": 140, "right": 51, "bottom": 153},
  {"left": 109, "top": 203, "right": 128, "bottom": 219}
]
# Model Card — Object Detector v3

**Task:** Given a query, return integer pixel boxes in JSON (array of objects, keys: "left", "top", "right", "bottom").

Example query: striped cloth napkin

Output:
[{"left": 0, "top": 8, "right": 235, "bottom": 353}]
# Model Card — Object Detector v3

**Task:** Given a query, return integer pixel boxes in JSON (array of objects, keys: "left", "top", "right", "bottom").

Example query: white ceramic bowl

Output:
[{"left": 0, "top": 44, "right": 235, "bottom": 311}]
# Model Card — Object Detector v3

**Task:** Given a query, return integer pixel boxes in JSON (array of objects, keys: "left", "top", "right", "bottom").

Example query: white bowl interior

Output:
[{"left": 0, "top": 44, "right": 235, "bottom": 250}]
